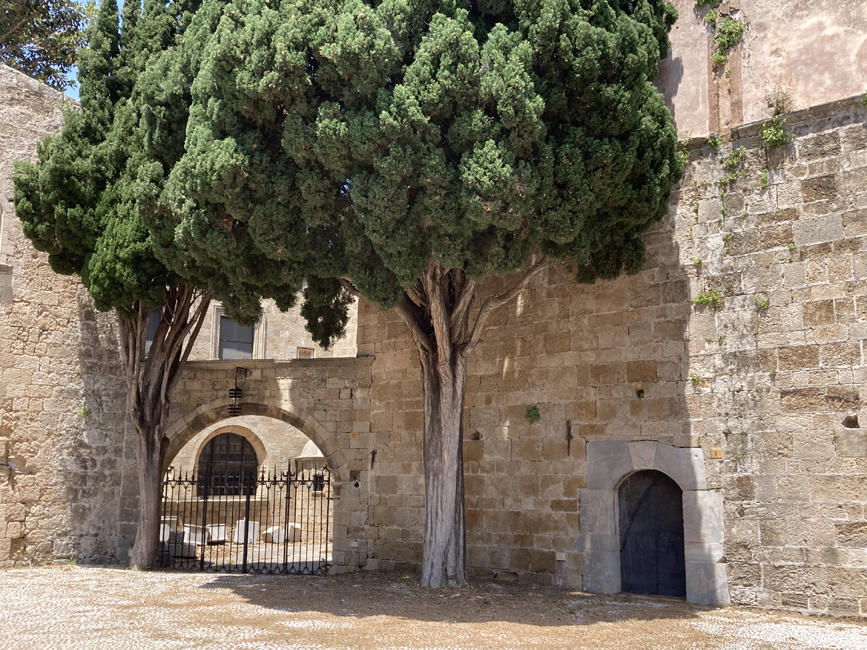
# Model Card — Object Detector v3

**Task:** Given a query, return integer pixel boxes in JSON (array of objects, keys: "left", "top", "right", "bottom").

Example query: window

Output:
[
  {"left": 197, "top": 432, "right": 259, "bottom": 496},
  {"left": 297, "top": 347, "right": 314, "bottom": 359},
  {"left": 312, "top": 473, "right": 325, "bottom": 492},
  {"left": 218, "top": 316, "right": 254, "bottom": 360},
  {"left": 144, "top": 309, "right": 160, "bottom": 357}
]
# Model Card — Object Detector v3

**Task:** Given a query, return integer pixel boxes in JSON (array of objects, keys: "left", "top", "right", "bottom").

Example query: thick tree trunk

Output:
[
  {"left": 386, "top": 259, "right": 550, "bottom": 587},
  {"left": 129, "top": 431, "right": 165, "bottom": 570},
  {"left": 419, "top": 349, "right": 468, "bottom": 587}
]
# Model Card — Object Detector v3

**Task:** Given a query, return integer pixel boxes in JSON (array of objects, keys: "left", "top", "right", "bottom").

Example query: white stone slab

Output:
[
  {"left": 686, "top": 561, "right": 730, "bottom": 606},
  {"left": 586, "top": 441, "right": 634, "bottom": 490},
  {"left": 206, "top": 524, "right": 227, "bottom": 543},
  {"left": 682, "top": 491, "right": 725, "bottom": 544},
  {"left": 654, "top": 445, "right": 707, "bottom": 491},
  {"left": 233, "top": 520, "right": 260, "bottom": 544},
  {"left": 183, "top": 525, "right": 209, "bottom": 546},
  {"left": 582, "top": 551, "right": 621, "bottom": 595},
  {"left": 261, "top": 523, "right": 302, "bottom": 544},
  {"left": 628, "top": 441, "right": 658, "bottom": 470},
  {"left": 578, "top": 489, "right": 616, "bottom": 536}
]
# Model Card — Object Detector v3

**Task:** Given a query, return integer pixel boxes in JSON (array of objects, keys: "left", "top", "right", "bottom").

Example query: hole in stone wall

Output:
[{"left": 842, "top": 415, "right": 859, "bottom": 429}]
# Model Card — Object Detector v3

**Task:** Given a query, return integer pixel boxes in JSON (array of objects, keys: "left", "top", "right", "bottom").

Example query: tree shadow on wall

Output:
[{"left": 58, "top": 290, "right": 129, "bottom": 564}]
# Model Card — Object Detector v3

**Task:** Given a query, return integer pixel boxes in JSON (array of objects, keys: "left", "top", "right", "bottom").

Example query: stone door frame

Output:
[{"left": 577, "top": 440, "right": 730, "bottom": 606}]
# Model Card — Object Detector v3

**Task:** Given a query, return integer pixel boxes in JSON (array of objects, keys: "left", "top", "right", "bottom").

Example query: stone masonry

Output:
[
  {"left": 355, "top": 97, "right": 867, "bottom": 616},
  {"left": 1, "top": 0, "right": 866, "bottom": 621}
]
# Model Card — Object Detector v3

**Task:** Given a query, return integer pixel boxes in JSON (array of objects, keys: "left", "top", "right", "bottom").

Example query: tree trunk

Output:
[
  {"left": 116, "top": 285, "right": 211, "bottom": 570},
  {"left": 388, "top": 259, "right": 550, "bottom": 587},
  {"left": 129, "top": 430, "right": 165, "bottom": 570},
  {"left": 419, "top": 348, "right": 468, "bottom": 587}
]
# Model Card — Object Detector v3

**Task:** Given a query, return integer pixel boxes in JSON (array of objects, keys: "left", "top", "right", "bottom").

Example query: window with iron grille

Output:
[{"left": 197, "top": 432, "right": 259, "bottom": 496}]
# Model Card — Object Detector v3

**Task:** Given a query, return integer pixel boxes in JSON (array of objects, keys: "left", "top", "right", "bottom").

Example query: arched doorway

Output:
[{"left": 618, "top": 470, "right": 686, "bottom": 597}]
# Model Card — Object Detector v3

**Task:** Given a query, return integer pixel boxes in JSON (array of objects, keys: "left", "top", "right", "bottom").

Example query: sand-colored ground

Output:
[{"left": 0, "top": 567, "right": 865, "bottom": 649}]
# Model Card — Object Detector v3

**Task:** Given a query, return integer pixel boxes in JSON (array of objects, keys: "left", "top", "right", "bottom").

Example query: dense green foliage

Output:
[
  {"left": 0, "top": 0, "right": 95, "bottom": 90},
  {"left": 12, "top": 1, "right": 227, "bottom": 315},
  {"left": 142, "top": 0, "right": 682, "bottom": 340}
]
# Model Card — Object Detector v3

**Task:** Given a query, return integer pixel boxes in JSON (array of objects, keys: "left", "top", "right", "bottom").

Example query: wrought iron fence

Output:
[{"left": 160, "top": 466, "right": 332, "bottom": 574}]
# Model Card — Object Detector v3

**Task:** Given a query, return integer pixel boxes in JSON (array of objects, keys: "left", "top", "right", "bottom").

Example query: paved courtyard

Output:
[{"left": 0, "top": 567, "right": 865, "bottom": 650}]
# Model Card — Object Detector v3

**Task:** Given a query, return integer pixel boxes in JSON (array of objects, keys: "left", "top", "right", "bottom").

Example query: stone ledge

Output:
[
  {"left": 184, "top": 356, "right": 373, "bottom": 371},
  {"left": 681, "top": 93, "right": 867, "bottom": 149}
]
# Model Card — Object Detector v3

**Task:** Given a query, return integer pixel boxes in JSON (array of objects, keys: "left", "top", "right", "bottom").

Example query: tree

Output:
[
  {"left": 0, "top": 0, "right": 95, "bottom": 90},
  {"left": 143, "top": 0, "right": 683, "bottom": 586},
  {"left": 11, "top": 0, "right": 228, "bottom": 569}
]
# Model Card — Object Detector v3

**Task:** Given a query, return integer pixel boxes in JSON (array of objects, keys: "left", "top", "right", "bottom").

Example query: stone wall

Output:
[
  {"left": 356, "top": 97, "right": 867, "bottom": 617},
  {"left": 659, "top": 0, "right": 867, "bottom": 138},
  {"left": 0, "top": 65, "right": 130, "bottom": 567},
  {"left": 185, "top": 297, "right": 358, "bottom": 362}
]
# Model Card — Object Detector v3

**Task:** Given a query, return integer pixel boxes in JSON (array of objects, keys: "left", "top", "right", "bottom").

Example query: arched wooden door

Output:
[{"left": 618, "top": 470, "right": 686, "bottom": 597}]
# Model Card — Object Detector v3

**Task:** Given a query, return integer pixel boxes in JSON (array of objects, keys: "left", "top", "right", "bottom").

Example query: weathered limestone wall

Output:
[
  {"left": 185, "top": 297, "right": 358, "bottom": 362},
  {"left": 658, "top": 0, "right": 867, "bottom": 138},
  {"left": 357, "top": 98, "right": 867, "bottom": 617},
  {"left": 170, "top": 415, "right": 315, "bottom": 474},
  {"left": 0, "top": 65, "right": 129, "bottom": 567}
]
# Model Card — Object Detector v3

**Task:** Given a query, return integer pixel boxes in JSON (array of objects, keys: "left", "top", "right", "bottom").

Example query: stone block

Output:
[
  {"left": 682, "top": 491, "right": 724, "bottom": 544},
  {"left": 686, "top": 562, "right": 730, "bottom": 606},
  {"left": 793, "top": 214, "right": 844, "bottom": 247},
  {"left": 582, "top": 550, "right": 620, "bottom": 595},
  {"left": 577, "top": 489, "right": 615, "bottom": 538},
  {"left": 586, "top": 441, "right": 632, "bottom": 490},
  {"left": 653, "top": 446, "right": 707, "bottom": 491},
  {"left": 626, "top": 360, "right": 657, "bottom": 383}
]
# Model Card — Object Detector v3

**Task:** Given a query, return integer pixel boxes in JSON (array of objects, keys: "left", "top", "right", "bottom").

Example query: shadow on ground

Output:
[{"left": 196, "top": 570, "right": 711, "bottom": 628}]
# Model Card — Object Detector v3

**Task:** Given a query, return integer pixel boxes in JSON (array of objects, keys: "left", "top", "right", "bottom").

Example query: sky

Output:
[{"left": 65, "top": 0, "right": 125, "bottom": 100}]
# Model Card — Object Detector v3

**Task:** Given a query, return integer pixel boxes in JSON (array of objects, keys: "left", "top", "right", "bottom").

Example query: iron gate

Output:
[{"left": 160, "top": 466, "right": 332, "bottom": 574}]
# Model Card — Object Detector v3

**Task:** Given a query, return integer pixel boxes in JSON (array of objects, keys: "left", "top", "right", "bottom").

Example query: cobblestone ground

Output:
[{"left": 0, "top": 567, "right": 865, "bottom": 650}]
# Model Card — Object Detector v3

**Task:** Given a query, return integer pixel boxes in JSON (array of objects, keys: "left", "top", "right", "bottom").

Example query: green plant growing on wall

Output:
[
  {"left": 761, "top": 116, "right": 790, "bottom": 146},
  {"left": 693, "top": 257, "right": 703, "bottom": 267},
  {"left": 75, "top": 406, "right": 91, "bottom": 418},
  {"left": 760, "top": 168, "right": 769, "bottom": 188},
  {"left": 723, "top": 146, "right": 746, "bottom": 171},
  {"left": 713, "top": 16, "right": 745, "bottom": 66},
  {"left": 694, "top": 289, "right": 724, "bottom": 311},
  {"left": 525, "top": 407, "right": 541, "bottom": 425},
  {"left": 755, "top": 294, "right": 770, "bottom": 311},
  {"left": 708, "top": 134, "right": 723, "bottom": 148},
  {"left": 705, "top": 9, "right": 718, "bottom": 25}
]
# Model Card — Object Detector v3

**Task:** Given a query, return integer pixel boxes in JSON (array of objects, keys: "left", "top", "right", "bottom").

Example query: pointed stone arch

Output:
[{"left": 164, "top": 397, "right": 347, "bottom": 482}]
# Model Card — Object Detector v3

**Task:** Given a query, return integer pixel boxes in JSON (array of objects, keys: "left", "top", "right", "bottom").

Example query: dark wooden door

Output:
[{"left": 618, "top": 470, "right": 686, "bottom": 597}]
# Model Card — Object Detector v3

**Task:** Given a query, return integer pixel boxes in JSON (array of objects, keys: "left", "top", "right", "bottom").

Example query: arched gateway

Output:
[{"left": 140, "top": 358, "right": 374, "bottom": 575}]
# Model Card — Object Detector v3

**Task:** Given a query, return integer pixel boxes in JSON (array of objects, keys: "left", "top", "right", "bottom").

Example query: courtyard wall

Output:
[{"left": 356, "top": 98, "right": 867, "bottom": 616}]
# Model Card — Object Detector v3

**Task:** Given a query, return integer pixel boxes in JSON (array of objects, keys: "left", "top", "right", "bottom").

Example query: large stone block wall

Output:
[
  {"left": 356, "top": 98, "right": 867, "bottom": 617},
  {"left": 0, "top": 65, "right": 130, "bottom": 567}
]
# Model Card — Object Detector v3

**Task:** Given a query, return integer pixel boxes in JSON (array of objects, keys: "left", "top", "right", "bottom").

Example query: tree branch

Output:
[
  {"left": 395, "top": 292, "right": 433, "bottom": 355},
  {"left": 466, "top": 257, "right": 551, "bottom": 351}
]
